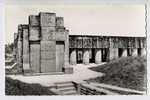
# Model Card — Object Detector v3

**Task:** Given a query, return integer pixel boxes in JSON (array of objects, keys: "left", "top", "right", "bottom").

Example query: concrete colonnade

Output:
[{"left": 69, "top": 47, "right": 146, "bottom": 65}]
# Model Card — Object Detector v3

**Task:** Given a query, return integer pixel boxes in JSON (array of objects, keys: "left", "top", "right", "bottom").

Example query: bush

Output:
[
  {"left": 5, "top": 77, "right": 55, "bottom": 95},
  {"left": 88, "top": 56, "right": 146, "bottom": 91}
]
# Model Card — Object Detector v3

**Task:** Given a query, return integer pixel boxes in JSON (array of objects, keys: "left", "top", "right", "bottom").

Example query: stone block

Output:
[
  {"left": 56, "top": 17, "right": 64, "bottom": 27},
  {"left": 22, "top": 27, "right": 30, "bottom": 72},
  {"left": 40, "top": 41, "right": 56, "bottom": 73},
  {"left": 41, "top": 59, "right": 56, "bottom": 73},
  {"left": 30, "top": 44, "right": 40, "bottom": 73},
  {"left": 41, "top": 27, "right": 55, "bottom": 41},
  {"left": 18, "top": 25, "right": 23, "bottom": 41},
  {"left": 29, "top": 26, "right": 40, "bottom": 41},
  {"left": 40, "top": 41, "right": 56, "bottom": 51},
  {"left": 40, "top": 12, "right": 56, "bottom": 27},
  {"left": 56, "top": 27, "right": 66, "bottom": 32},
  {"left": 41, "top": 51, "right": 55, "bottom": 60},
  {"left": 55, "top": 32, "right": 66, "bottom": 41},
  {"left": 17, "top": 40, "right": 22, "bottom": 66},
  {"left": 29, "top": 15, "right": 40, "bottom": 26}
]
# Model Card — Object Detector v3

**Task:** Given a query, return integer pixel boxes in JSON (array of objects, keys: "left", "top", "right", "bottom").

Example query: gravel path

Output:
[{"left": 7, "top": 63, "right": 104, "bottom": 87}]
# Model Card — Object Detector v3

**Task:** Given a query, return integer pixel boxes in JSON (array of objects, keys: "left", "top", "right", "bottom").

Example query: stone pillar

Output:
[
  {"left": 132, "top": 48, "right": 138, "bottom": 56},
  {"left": 13, "top": 33, "right": 17, "bottom": 62},
  {"left": 30, "top": 43, "right": 41, "bottom": 73},
  {"left": 64, "top": 30, "right": 69, "bottom": 68},
  {"left": 141, "top": 48, "right": 146, "bottom": 56},
  {"left": 22, "top": 25, "right": 30, "bottom": 73},
  {"left": 83, "top": 49, "right": 89, "bottom": 65},
  {"left": 17, "top": 25, "right": 23, "bottom": 70},
  {"left": 109, "top": 48, "right": 118, "bottom": 60},
  {"left": 122, "top": 48, "right": 127, "bottom": 57},
  {"left": 63, "top": 30, "right": 73, "bottom": 74},
  {"left": 17, "top": 40, "right": 22, "bottom": 66},
  {"left": 95, "top": 49, "right": 102, "bottom": 64},
  {"left": 40, "top": 13, "right": 56, "bottom": 73},
  {"left": 70, "top": 49, "right": 77, "bottom": 65}
]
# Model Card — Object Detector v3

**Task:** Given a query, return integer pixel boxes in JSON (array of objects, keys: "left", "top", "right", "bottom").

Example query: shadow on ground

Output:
[{"left": 5, "top": 77, "right": 55, "bottom": 95}]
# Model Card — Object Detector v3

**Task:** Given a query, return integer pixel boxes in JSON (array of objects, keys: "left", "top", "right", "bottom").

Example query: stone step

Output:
[
  {"left": 56, "top": 83, "right": 74, "bottom": 88},
  {"left": 58, "top": 87, "right": 76, "bottom": 92},
  {"left": 55, "top": 81, "right": 73, "bottom": 85},
  {"left": 54, "top": 81, "right": 78, "bottom": 95},
  {"left": 62, "top": 90, "right": 78, "bottom": 95}
]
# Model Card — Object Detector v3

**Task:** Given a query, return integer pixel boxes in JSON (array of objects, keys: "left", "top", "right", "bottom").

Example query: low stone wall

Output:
[
  {"left": 73, "top": 81, "right": 118, "bottom": 95},
  {"left": 73, "top": 81, "right": 144, "bottom": 95},
  {"left": 79, "top": 84, "right": 118, "bottom": 95}
]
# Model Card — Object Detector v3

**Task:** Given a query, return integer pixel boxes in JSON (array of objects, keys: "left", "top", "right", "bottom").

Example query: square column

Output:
[
  {"left": 122, "top": 49, "right": 127, "bottom": 57},
  {"left": 95, "top": 49, "right": 102, "bottom": 64},
  {"left": 109, "top": 48, "right": 118, "bottom": 61},
  {"left": 63, "top": 30, "right": 73, "bottom": 74},
  {"left": 141, "top": 48, "right": 146, "bottom": 56},
  {"left": 17, "top": 25, "right": 23, "bottom": 72},
  {"left": 132, "top": 48, "right": 138, "bottom": 56},
  {"left": 22, "top": 25, "right": 30, "bottom": 73},
  {"left": 83, "top": 49, "right": 90, "bottom": 65},
  {"left": 70, "top": 49, "right": 77, "bottom": 65},
  {"left": 17, "top": 40, "right": 22, "bottom": 67}
]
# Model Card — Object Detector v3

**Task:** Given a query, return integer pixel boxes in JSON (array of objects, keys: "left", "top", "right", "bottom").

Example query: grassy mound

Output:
[
  {"left": 88, "top": 56, "right": 146, "bottom": 91},
  {"left": 5, "top": 77, "right": 55, "bottom": 95}
]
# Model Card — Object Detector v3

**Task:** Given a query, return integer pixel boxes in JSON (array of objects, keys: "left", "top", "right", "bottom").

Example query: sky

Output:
[{"left": 5, "top": 4, "right": 146, "bottom": 44}]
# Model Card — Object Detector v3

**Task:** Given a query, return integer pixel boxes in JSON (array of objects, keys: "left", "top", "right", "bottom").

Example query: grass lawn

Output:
[
  {"left": 5, "top": 77, "right": 55, "bottom": 95},
  {"left": 87, "top": 56, "right": 146, "bottom": 91}
]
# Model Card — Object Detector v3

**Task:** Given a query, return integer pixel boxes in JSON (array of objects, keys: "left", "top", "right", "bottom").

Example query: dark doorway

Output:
[
  {"left": 127, "top": 48, "right": 132, "bottom": 56},
  {"left": 119, "top": 48, "right": 124, "bottom": 57},
  {"left": 138, "top": 48, "right": 141, "bottom": 56},
  {"left": 102, "top": 48, "right": 109, "bottom": 62},
  {"left": 77, "top": 49, "right": 83, "bottom": 63},
  {"left": 90, "top": 49, "right": 95, "bottom": 63}
]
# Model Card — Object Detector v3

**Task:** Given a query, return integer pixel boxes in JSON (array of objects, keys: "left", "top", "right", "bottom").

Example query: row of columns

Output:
[{"left": 70, "top": 48, "right": 146, "bottom": 65}]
